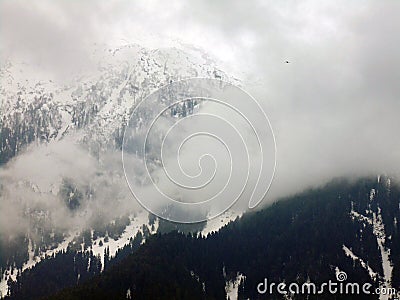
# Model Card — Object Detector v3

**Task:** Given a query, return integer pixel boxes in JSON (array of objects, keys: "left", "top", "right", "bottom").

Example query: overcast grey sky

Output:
[{"left": 1, "top": 0, "right": 399, "bottom": 201}]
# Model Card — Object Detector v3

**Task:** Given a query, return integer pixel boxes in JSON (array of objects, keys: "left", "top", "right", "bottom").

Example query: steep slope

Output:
[
  {"left": 0, "top": 43, "right": 235, "bottom": 298},
  {"left": 1, "top": 44, "right": 232, "bottom": 164}
]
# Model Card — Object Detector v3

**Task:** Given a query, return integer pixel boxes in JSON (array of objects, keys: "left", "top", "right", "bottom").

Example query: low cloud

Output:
[
  {"left": 1, "top": 0, "right": 399, "bottom": 233},
  {"left": 0, "top": 138, "right": 141, "bottom": 238}
]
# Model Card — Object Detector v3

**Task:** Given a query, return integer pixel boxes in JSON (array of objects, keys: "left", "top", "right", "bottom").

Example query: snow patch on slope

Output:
[
  {"left": 225, "top": 272, "right": 245, "bottom": 300},
  {"left": 342, "top": 245, "right": 378, "bottom": 280},
  {"left": 372, "top": 206, "right": 393, "bottom": 300},
  {"left": 0, "top": 232, "right": 76, "bottom": 298},
  {"left": 201, "top": 210, "right": 242, "bottom": 237},
  {"left": 90, "top": 210, "right": 155, "bottom": 270},
  {"left": 348, "top": 187, "right": 394, "bottom": 300}
]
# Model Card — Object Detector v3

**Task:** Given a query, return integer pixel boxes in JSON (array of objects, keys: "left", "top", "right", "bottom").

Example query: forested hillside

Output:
[{"left": 6, "top": 176, "right": 399, "bottom": 299}]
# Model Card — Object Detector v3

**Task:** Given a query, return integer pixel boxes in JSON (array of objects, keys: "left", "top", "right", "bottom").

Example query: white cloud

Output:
[{"left": 1, "top": 0, "right": 399, "bottom": 222}]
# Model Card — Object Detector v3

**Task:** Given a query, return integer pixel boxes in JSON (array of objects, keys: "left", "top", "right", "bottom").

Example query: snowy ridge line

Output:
[
  {"left": 90, "top": 210, "right": 158, "bottom": 271},
  {"left": 342, "top": 244, "right": 378, "bottom": 281},
  {"left": 200, "top": 210, "right": 242, "bottom": 237},
  {"left": 0, "top": 211, "right": 157, "bottom": 298}
]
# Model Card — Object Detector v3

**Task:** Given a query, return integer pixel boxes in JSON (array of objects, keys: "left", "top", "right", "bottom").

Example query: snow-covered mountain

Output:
[
  {"left": 0, "top": 43, "right": 240, "bottom": 298},
  {"left": 1, "top": 44, "right": 234, "bottom": 162}
]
